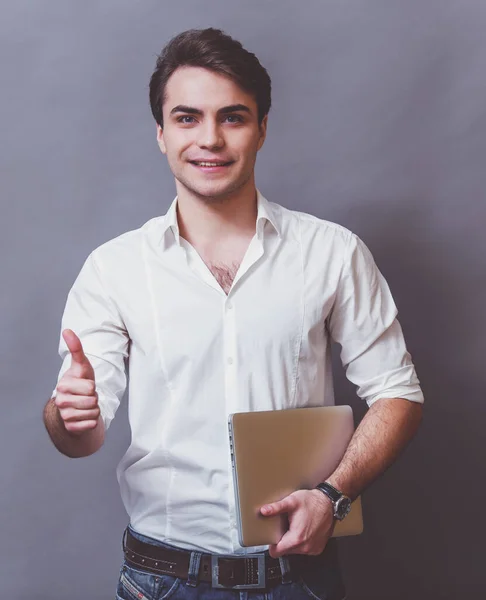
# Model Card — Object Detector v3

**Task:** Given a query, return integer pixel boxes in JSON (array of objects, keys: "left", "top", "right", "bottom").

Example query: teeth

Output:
[{"left": 195, "top": 161, "right": 227, "bottom": 167}]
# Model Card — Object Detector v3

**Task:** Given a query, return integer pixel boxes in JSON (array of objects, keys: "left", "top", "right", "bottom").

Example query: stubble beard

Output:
[{"left": 173, "top": 162, "right": 254, "bottom": 205}]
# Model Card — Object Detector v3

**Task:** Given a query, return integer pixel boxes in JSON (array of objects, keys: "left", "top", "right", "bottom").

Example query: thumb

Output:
[{"left": 62, "top": 329, "right": 94, "bottom": 380}]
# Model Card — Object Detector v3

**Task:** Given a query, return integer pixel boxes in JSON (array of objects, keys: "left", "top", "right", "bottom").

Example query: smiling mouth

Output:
[{"left": 189, "top": 160, "right": 234, "bottom": 167}]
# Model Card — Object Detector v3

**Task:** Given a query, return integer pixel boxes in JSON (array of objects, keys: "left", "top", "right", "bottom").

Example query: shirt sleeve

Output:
[
  {"left": 327, "top": 233, "right": 424, "bottom": 406},
  {"left": 51, "top": 251, "right": 129, "bottom": 430}
]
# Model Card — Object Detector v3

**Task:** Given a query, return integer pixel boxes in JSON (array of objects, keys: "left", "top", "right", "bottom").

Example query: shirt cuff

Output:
[{"left": 366, "top": 387, "right": 424, "bottom": 407}]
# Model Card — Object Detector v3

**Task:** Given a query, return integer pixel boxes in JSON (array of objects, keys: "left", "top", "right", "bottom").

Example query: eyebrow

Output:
[
  {"left": 170, "top": 104, "right": 252, "bottom": 116},
  {"left": 219, "top": 104, "right": 252, "bottom": 115}
]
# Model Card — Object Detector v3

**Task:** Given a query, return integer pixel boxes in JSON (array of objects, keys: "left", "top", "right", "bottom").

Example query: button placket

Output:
[
  {"left": 223, "top": 298, "right": 238, "bottom": 409},
  {"left": 224, "top": 296, "right": 239, "bottom": 550}
]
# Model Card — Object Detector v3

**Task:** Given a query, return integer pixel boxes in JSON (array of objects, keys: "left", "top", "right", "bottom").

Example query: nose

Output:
[{"left": 197, "top": 119, "right": 224, "bottom": 150}]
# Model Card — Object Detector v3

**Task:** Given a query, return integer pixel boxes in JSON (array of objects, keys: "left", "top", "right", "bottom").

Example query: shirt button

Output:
[
  {"left": 227, "top": 357, "right": 234, "bottom": 365},
  {"left": 227, "top": 302, "right": 233, "bottom": 310}
]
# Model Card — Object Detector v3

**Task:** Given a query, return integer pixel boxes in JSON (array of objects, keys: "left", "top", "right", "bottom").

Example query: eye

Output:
[
  {"left": 224, "top": 114, "right": 244, "bottom": 124},
  {"left": 177, "top": 115, "right": 196, "bottom": 124}
]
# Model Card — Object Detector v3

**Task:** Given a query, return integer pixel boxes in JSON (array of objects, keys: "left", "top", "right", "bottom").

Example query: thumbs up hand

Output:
[{"left": 54, "top": 329, "right": 100, "bottom": 435}]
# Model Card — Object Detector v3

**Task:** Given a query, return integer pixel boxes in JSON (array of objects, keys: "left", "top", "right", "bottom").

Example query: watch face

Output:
[{"left": 335, "top": 497, "right": 352, "bottom": 520}]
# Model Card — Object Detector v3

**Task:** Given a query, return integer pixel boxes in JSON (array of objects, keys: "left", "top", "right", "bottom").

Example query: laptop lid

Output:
[{"left": 228, "top": 405, "right": 364, "bottom": 548}]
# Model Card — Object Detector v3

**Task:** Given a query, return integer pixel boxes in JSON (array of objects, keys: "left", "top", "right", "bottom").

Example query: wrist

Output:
[
  {"left": 315, "top": 482, "right": 352, "bottom": 521},
  {"left": 310, "top": 488, "right": 334, "bottom": 514},
  {"left": 325, "top": 476, "right": 353, "bottom": 500}
]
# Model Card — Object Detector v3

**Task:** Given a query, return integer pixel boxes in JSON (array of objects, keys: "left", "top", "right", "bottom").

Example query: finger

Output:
[
  {"left": 268, "top": 531, "right": 304, "bottom": 558},
  {"left": 272, "top": 538, "right": 329, "bottom": 558},
  {"left": 64, "top": 419, "right": 99, "bottom": 435},
  {"left": 269, "top": 543, "right": 304, "bottom": 559},
  {"left": 261, "top": 496, "right": 295, "bottom": 516},
  {"left": 62, "top": 329, "right": 94, "bottom": 379},
  {"left": 58, "top": 406, "right": 101, "bottom": 423},
  {"left": 55, "top": 393, "right": 99, "bottom": 411},
  {"left": 56, "top": 376, "right": 96, "bottom": 398}
]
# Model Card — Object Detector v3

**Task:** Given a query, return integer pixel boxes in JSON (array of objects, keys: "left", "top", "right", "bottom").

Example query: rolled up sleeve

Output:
[
  {"left": 51, "top": 251, "right": 129, "bottom": 430},
  {"left": 328, "top": 233, "right": 424, "bottom": 407}
]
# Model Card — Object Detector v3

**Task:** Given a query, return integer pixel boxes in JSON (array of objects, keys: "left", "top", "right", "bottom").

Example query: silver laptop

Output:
[{"left": 228, "top": 405, "right": 364, "bottom": 547}]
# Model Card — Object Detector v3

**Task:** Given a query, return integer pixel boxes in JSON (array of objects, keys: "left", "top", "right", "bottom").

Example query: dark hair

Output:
[{"left": 149, "top": 28, "right": 271, "bottom": 126}]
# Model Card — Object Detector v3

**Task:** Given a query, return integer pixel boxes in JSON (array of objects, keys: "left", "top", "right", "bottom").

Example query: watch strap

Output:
[
  {"left": 315, "top": 482, "right": 352, "bottom": 521},
  {"left": 315, "top": 482, "right": 342, "bottom": 504}
]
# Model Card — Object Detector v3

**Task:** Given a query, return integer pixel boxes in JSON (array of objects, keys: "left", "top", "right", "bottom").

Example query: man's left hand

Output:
[{"left": 260, "top": 489, "right": 335, "bottom": 558}]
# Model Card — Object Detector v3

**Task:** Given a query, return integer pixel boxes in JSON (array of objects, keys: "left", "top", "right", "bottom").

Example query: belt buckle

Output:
[{"left": 211, "top": 553, "right": 266, "bottom": 589}]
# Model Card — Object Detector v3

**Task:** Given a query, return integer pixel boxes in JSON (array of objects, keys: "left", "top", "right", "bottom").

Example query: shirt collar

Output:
[
  {"left": 160, "top": 195, "right": 180, "bottom": 245},
  {"left": 256, "top": 189, "right": 281, "bottom": 238},
  {"left": 158, "top": 188, "right": 281, "bottom": 247}
]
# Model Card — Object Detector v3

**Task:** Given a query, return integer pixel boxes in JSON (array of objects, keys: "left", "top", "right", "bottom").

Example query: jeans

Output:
[{"left": 116, "top": 525, "right": 346, "bottom": 600}]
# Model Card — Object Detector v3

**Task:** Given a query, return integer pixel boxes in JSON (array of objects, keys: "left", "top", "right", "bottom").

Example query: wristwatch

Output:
[{"left": 315, "top": 482, "right": 352, "bottom": 521}]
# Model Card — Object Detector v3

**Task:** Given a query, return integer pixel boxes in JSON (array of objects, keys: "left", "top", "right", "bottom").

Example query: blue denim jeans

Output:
[{"left": 116, "top": 525, "right": 346, "bottom": 600}]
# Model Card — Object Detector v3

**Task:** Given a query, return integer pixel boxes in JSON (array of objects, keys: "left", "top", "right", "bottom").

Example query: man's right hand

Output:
[{"left": 54, "top": 329, "right": 100, "bottom": 436}]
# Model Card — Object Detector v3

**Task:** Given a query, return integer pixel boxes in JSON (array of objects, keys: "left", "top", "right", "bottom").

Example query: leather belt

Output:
[{"left": 123, "top": 528, "right": 294, "bottom": 590}]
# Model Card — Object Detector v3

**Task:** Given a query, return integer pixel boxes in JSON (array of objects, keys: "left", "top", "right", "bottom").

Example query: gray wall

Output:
[{"left": 1, "top": 0, "right": 484, "bottom": 597}]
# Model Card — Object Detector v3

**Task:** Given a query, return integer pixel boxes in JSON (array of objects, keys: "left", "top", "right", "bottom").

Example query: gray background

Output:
[{"left": 1, "top": 0, "right": 485, "bottom": 598}]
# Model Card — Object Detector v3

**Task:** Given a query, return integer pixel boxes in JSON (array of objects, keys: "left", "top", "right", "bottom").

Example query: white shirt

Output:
[{"left": 52, "top": 190, "right": 423, "bottom": 554}]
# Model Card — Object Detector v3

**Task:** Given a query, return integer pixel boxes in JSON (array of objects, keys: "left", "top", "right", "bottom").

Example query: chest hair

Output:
[{"left": 208, "top": 261, "right": 240, "bottom": 295}]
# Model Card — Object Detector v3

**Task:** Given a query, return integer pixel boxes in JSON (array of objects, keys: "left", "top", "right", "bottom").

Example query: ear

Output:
[
  {"left": 257, "top": 115, "right": 268, "bottom": 151},
  {"left": 156, "top": 123, "right": 167, "bottom": 154}
]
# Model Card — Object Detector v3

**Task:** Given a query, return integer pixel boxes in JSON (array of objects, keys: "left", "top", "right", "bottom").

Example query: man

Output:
[{"left": 44, "top": 28, "right": 423, "bottom": 600}]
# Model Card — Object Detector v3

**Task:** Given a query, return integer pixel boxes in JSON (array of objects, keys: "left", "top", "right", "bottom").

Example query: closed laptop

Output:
[{"left": 228, "top": 405, "right": 364, "bottom": 547}]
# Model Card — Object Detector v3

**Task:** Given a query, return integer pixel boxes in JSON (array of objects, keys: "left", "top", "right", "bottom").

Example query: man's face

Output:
[{"left": 157, "top": 66, "right": 267, "bottom": 201}]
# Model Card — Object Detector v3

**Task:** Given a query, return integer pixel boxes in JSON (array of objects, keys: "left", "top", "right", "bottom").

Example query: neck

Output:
[{"left": 175, "top": 178, "right": 258, "bottom": 246}]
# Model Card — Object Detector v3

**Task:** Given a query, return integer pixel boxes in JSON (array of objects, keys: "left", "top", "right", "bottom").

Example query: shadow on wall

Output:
[{"left": 330, "top": 197, "right": 483, "bottom": 598}]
